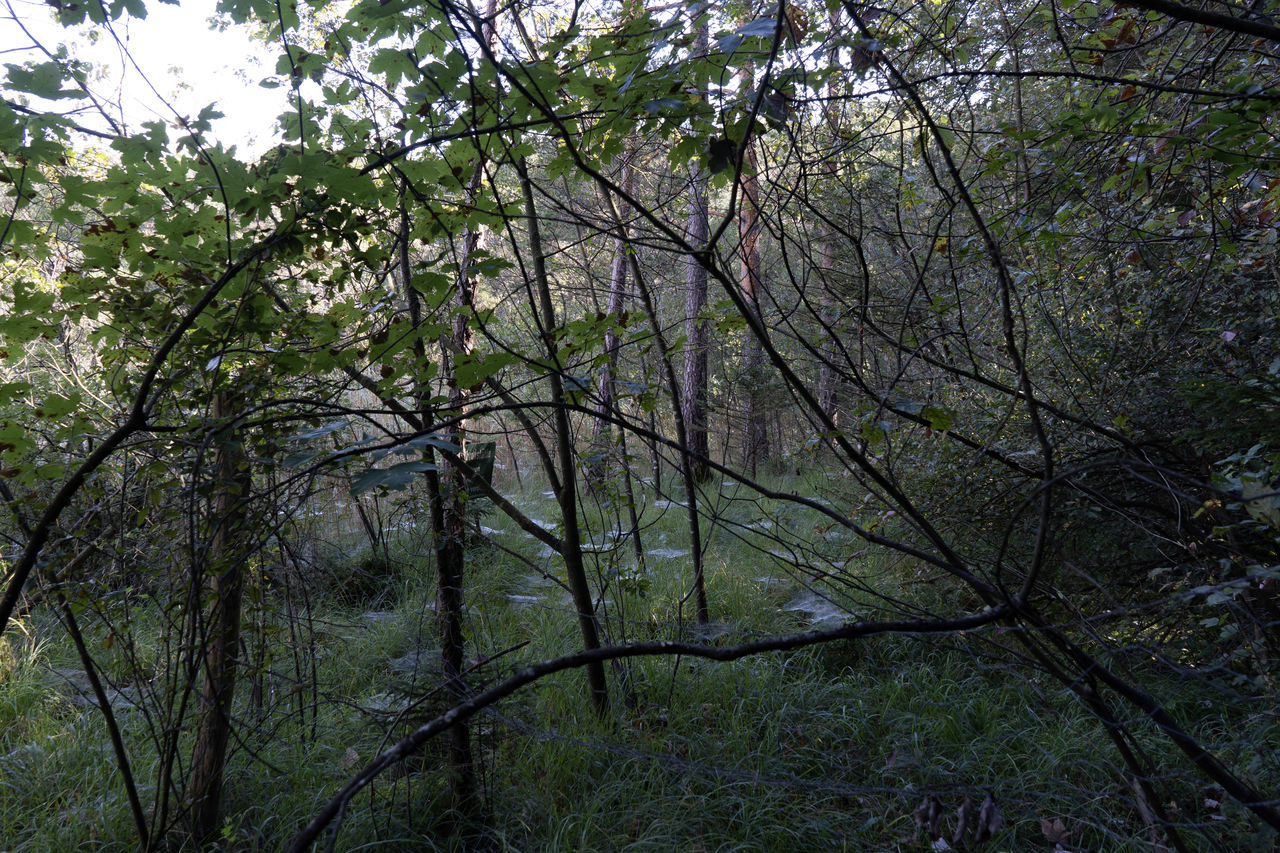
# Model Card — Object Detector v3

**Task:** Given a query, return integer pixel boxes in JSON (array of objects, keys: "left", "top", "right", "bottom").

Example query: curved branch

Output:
[{"left": 287, "top": 605, "right": 1010, "bottom": 851}]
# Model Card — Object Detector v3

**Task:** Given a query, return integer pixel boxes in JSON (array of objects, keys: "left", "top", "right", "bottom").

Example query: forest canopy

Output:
[{"left": 2, "top": 0, "right": 1280, "bottom": 848}]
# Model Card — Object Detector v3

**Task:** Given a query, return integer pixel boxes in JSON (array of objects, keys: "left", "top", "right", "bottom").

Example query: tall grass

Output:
[{"left": 0, "top": 475, "right": 1272, "bottom": 850}]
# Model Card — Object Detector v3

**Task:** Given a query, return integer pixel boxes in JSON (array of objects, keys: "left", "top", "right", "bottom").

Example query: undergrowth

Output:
[{"left": 0, "top": 475, "right": 1273, "bottom": 851}]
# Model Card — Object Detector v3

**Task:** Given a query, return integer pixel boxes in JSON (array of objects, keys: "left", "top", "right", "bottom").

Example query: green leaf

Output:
[
  {"left": 886, "top": 396, "right": 924, "bottom": 416},
  {"left": 920, "top": 405, "right": 955, "bottom": 431},
  {"left": 859, "top": 415, "right": 893, "bottom": 447},
  {"left": 286, "top": 420, "right": 350, "bottom": 442},
  {"left": 454, "top": 352, "right": 516, "bottom": 390},
  {"left": 282, "top": 450, "right": 326, "bottom": 468},
  {"left": 707, "top": 137, "right": 736, "bottom": 174},
  {"left": 406, "top": 433, "right": 462, "bottom": 454},
  {"left": 736, "top": 18, "right": 778, "bottom": 38},
  {"left": 350, "top": 460, "right": 436, "bottom": 495},
  {"left": 716, "top": 33, "right": 744, "bottom": 54},
  {"left": 643, "top": 97, "right": 686, "bottom": 114},
  {"left": 1241, "top": 477, "right": 1280, "bottom": 528},
  {"left": 5, "top": 61, "right": 78, "bottom": 100},
  {"left": 33, "top": 392, "right": 80, "bottom": 419}
]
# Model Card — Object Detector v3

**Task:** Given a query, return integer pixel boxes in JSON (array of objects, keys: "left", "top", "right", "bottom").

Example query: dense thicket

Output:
[{"left": 2, "top": 0, "right": 1279, "bottom": 848}]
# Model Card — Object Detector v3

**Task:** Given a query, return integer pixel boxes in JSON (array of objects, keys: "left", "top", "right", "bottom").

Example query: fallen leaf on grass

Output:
[
  {"left": 975, "top": 791, "right": 1003, "bottom": 842},
  {"left": 915, "top": 794, "right": 944, "bottom": 840},
  {"left": 1041, "top": 817, "right": 1070, "bottom": 845},
  {"left": 952, "top": 796, "right": 973, "bottom": 847}
]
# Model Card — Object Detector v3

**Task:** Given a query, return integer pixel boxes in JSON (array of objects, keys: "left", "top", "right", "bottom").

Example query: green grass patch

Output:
[{"left": 0, "top": 477, "right": 1273, "bottom": 851}]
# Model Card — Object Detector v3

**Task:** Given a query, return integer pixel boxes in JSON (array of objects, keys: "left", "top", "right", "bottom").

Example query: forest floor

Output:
[{"left": 0, "top": 473, "right": 1272, "bottom": 851}]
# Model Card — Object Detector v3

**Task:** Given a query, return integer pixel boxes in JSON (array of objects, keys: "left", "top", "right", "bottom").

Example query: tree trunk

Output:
[
  {"left": 186, "top": 390, "right": 250, "bottom": 844},
  {"left": 682, "top": 18, "right": 711, "bottom": 484},
  {"left": 519, "top": 159, "right": 610, "bottom": 714},
  {"left": 737, "top": 83, "right": 769, "bottom": 476},
  {"left": 588, "top": 155, "right": 634, "bottom": 487},
  {"left": 600, "top": 175, "right": 711, "bottom": 626},
  {"left": 436, "top": 158, "right": 485, "bottom": 816},
  {"left": 816, "top": 7, "right": 843, "bottom": 432},
  {"left": 433, "top": 0, "right": 499, "bottom": 810}
]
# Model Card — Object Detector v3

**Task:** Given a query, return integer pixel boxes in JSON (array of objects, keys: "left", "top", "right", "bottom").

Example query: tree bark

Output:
[
  {"left": 599, "top": 179, "right": 710, "bottom": 626},
  {"left": 815, "top": 8, "right": 842, "bottom": 428},
  {"left": 737, "top": 70, "right": 769, "bottom": 475},
  {"left": 519, "top": 159, "right": 610, "bottom": 714},
  {"left": 434, "top": 0, "right": 499, "bottom": 809},
  {"left": 588, "top": 155, "right": 634, "bottom": 487},
  {"left": 186, "top": 390, "right": 250, "bottom": 844},
  {"left": 682, "top": 17, "right": 711, "bottom": 484}
]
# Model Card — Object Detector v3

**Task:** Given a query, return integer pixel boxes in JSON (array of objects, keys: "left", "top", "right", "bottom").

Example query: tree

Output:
[
  {"left": 736, "top": 59, "right": 770, "bottom": 475},
  {"left": 186, "top": 389, "right": 252, "bottom": 844},
  {"left": 682, "top": 12, "right": 713, "bottom": 486}
]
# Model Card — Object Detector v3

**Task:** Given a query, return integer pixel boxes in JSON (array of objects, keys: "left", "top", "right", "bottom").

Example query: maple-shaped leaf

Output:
[{"left": 783, "top": 3, "right": 808, "bottom": 45}]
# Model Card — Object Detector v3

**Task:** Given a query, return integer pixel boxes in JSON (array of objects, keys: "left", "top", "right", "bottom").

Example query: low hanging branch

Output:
[{"left": 287, "top": 606, "right": 1009, "bottom": 851}]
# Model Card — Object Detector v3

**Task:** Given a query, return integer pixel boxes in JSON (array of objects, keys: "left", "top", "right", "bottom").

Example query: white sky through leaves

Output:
[{"left": 2, "top": 0, "right": 285, "bottom": 155}]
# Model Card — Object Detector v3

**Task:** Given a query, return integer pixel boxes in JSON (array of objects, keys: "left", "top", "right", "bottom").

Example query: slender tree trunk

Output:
[
  {"left": 647, "top": 408, "right": 661, "bottom": 490},
  {"left": 815, "top": 234, "right": 839, "bottom": 426},
  {"left": 519, "top": 159, "right": 610, "bottom": 714},
  {"left": 588, "top": 155, "right": 634, "bottom": 486},
  {"left": 436, "top": 127, "right": 488, "bottom": 815},
  {"left": 186, "top": 390, "right": 250, "bottom": 844},
  {"left": 682, "top": 18, "right": 711, "bottom": 484},
  {"left": 618, "top": 425, "right": 645, "bottom": 564},
  {"left": 816, "top": 9, "right": 842, "bottom": 428},
  {"left": 437, "top": 239, "right": 477, "bottom": 811},
  {"left": 995, "top": 0, "right": 1033, "bottom": 204},
  {"left": 433, "top": 0, "right": 499, "bottom": 809},
  {"left": 599, "top": 178, "right": 711, "bottom": 626},
  {"left": 400, "top": 200, "right": 477, "bottom": 810},
  {"left": 737, "top": 72, "right": 769, "bottom": 475},
  {"left": 400, "top": 204, "right": 478, "bottom": 812}
]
